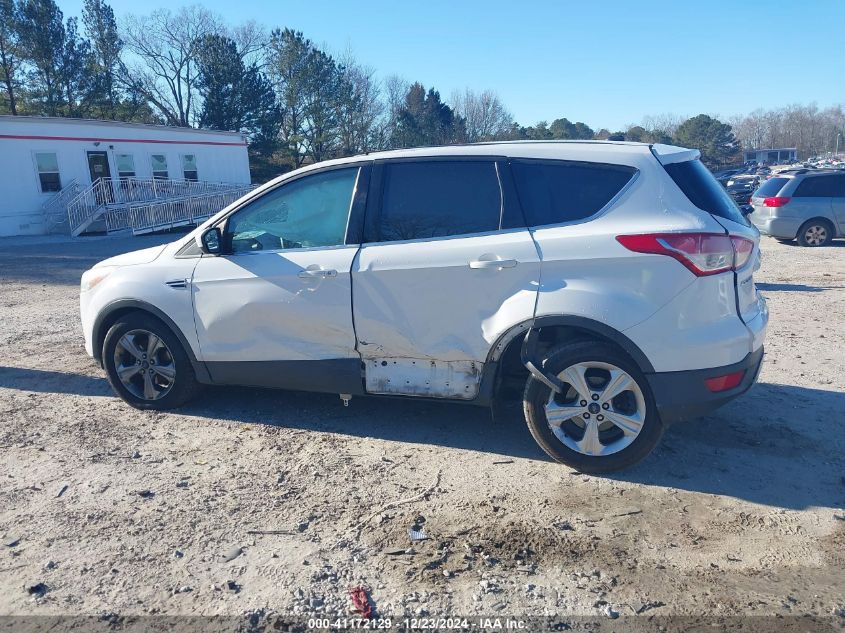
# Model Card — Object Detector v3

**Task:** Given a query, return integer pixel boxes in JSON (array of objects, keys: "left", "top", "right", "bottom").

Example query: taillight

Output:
[
  {"left": 616, "top": 233, "right": 755, "bottom": 276},
  {"left": 731, "top": 236, "right": 754, "bottom": 269},
  {"left": 763, "top": 196, "right": 791, "bottom": 207}
]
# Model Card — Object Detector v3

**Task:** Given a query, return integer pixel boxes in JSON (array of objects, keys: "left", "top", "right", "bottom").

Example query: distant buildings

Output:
[{"left": 743, "top": 147, "right": 798, "bottom": 165}]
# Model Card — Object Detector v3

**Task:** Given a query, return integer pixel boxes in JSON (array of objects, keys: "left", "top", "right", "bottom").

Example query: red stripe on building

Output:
[{"left": 0, "top": 133, "right": 247, "bottom": 146}]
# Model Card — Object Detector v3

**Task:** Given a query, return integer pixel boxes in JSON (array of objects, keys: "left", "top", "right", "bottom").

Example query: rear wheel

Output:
[
  {"left": 797, "top": 219, "right": 834, "bottom": 247},
  {"left": 102, "top": 312, "right": 200, "bottom": 410},
  {"left": 523, "top": 341, "right": 663, "bottom": 473}
]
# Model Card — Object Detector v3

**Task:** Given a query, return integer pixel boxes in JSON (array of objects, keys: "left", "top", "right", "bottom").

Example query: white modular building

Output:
[{"left": 0, "top": 116, "right": 252, "bottom": 237}]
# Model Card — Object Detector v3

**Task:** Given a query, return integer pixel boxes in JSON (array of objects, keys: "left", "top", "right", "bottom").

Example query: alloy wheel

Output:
[
  {"left": 803, "top": 225, "right": 827, "bottom": 246},
  {"left": 543, "top": 361, "right": 646, "bottom": 457},
  {"left": 113, "top": 329, "right": 176, "bottom": 400}
]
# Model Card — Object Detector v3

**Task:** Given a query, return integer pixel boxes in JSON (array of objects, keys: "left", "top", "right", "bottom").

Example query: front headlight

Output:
[{"left": 80, "top": 267, "right": 117, "bottom": 292}]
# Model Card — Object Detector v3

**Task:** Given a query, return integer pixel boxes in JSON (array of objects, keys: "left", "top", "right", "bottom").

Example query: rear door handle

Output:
[
  {"left": 298, "top": 268, "right": 338, "bottom": 279},
  {"left": 469, "top": 258, "right": 517, "bottom": 269}
]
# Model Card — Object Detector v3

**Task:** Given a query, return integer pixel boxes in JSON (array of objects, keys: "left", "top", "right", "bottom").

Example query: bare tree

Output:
[
  {"left": 337, "top": 51, "right": 383, "bottom": 155},
  {"left": 452, "top": 88, "right": 512, "bottom": 142},
  {"left": 381, "top": 74, "right": 409, "bottom": 147},
  {"left": 640, "top": 113, "right": 682, "bottom": 139},
  {"left": 121, "top": 6, "right": 222, "bottom": 126}
]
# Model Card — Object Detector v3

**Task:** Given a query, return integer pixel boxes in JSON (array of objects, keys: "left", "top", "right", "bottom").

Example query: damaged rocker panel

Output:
[{"left": 364, "top": 357, "right": 482, "bottom": 400}]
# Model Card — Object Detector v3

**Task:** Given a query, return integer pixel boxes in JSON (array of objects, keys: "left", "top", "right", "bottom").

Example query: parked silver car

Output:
[{"left": 748, "top": 170, "right": 845, "bottom": 246}]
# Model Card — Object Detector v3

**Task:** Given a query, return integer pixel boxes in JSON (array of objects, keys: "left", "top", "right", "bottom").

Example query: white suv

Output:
[{"left": 80, "top": 142, "right": 767, "bottom": 473}]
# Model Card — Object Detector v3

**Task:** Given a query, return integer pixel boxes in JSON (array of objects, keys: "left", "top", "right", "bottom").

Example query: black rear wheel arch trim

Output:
[{"left": 485, "top": 315, "right": 655, "bottom": 374}]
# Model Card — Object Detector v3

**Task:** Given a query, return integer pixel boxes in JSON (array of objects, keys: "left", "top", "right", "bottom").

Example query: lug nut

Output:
[
  {"left": 602, "top": 403, "right": 609, "bottom": 410},
  {"left": 597, "top": 415, "right": 604, "bottom": 422},
  {"left": 591, "top": 394, "right": 599, "bottom": 401},
  {"left": 580, "top": 400, "right": 587, "bottom": 406},
  {"left": 583, "top": 412, "right": 591, "bottom": 419}
]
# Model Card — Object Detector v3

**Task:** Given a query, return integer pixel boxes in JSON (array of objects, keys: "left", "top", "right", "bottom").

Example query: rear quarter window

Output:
[
  {"left": 511, "top": 160, "right": 636, "bottom": 227},
  {"left": 753, "top": 177, "right": 790, "bottom": 198},
  {"left": 663, "top": 159, "right": 748, "bottom": 225}
]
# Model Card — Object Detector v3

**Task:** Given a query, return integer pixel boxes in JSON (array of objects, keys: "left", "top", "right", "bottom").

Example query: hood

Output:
[{"left": 94, "top": 244, "right": 167, "bottom": 268}]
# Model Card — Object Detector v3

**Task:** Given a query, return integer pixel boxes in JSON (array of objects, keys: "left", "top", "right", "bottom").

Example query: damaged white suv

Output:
[{"left": 80, "top": 142, "right": 767, "bottom": 473}]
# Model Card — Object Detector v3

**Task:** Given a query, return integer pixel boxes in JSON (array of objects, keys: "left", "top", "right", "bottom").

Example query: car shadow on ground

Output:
[
  {"left": 756, "top": 282, "right": 844, "bottom": 292},
  {"left": 2, "top": 367, "right": 843, "bottom": 510}
]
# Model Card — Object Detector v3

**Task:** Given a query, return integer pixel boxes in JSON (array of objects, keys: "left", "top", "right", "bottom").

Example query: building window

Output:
[
  {"left": 35, "top": 152, "right": 62, "bottom": 193},
  {"left": 116, "top": 154, "right": 136, "bottom": 178},
  {"left": 151, "top": 154, "right": 168, "bottom": 179},
  {"left": 181, "top": 154, "right": 198, "bottom": 181}
]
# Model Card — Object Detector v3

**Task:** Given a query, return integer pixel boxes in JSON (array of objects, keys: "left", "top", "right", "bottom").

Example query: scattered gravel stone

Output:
[
  {"left": 3, "top": 536, "right": 20, "bottom": 547},
  {"left": 173, "top": 585, "right": 193, "bottom": 594},
  {"left": 604, "top": 605, "right": 619, "bottom": 619},
  {"left": 222, "top": 546, "right": 243, "bottom": 562},
  {"left": 26, "top": 583, "right": 48, "bottom": 598}
]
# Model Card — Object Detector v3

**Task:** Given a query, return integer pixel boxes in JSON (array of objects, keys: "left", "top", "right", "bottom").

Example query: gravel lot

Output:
[{"left": 0, "top": 233, "right": 843, "bottom": 625}]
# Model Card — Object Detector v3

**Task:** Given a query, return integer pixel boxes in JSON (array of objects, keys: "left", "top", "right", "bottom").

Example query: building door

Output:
[{"left": 87, "top": 151, "right": 113, "bottom": 203}]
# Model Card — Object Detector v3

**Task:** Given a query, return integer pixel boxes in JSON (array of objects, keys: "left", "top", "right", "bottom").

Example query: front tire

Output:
[
  {"left": 523, "top": 341, "right": 663, "bottom": 473},
  {"left": 102, "top": 312, "right": 200, "bottom": 410},
  {"left": 796, "top": 219, "right": 834, "bottom": 247}
]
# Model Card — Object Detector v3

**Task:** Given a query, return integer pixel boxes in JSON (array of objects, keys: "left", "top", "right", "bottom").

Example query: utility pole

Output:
[{"left": 836, "top": 133, "right": 841, "bottom": 158}]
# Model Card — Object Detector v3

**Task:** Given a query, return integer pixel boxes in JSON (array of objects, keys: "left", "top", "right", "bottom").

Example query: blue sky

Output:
[{"left": 60, "top": 0, "right": 843, "bottom": 130}]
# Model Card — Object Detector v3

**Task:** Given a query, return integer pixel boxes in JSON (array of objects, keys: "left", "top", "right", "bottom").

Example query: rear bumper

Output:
[
  {"left": 646, "top": 345, "right": 764, "bottom": 425},
  {"left": 750, "top": 215, "right": 802, "bottom": 239}
]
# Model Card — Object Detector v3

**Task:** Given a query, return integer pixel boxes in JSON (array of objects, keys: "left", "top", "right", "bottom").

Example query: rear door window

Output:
[
  {"left": 753, "top": 177, "right": 789, "bottom": 198},
  {"left": 377, "top": 161, "right": 501, "bottom": 242},
  {"left": 663, "top": 159, "right": 747, "bottom": 225},
  {"left": 794, "top": 175, "right": 845, "bottom": 197},
  {"left": 511, "top": 160, "right": 636, "bottom": 227}
]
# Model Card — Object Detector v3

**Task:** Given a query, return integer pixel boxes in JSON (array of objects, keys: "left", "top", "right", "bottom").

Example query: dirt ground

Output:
[{"left": 0, "top": 233, "right": 843, "bottom": 627}]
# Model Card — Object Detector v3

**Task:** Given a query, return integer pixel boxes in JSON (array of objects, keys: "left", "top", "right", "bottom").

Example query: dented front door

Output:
[
  {"left": 190, "top": 166, "right": 364, "bottom": 391},
  {"left": 352, "top": 158, "right": 540, "bottom": 399}
]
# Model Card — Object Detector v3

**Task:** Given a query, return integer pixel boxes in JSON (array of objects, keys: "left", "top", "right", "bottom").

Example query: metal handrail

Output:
[
  {"left": 41, "top": 179, "right": 80, "bottom": 232},
  {"left": 104, "top": 185, "right": 255, "bottom": 234},
  {"left": 67, "top": 177, "right": 253, "bottom": 236}
]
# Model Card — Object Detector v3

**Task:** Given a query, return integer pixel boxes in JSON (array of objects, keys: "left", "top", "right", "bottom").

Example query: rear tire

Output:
[
  {"left": 102, "top": 312, "right": 201, "bottom": 410},
  {"left": 796, "top": 219, "right": 834, "bottom": 247},
  {"left": 523, "top": 341, "right": 663, "bottom": 473},
  {"left": 775, "top": 238, "right": 793, "bottom": 244}
]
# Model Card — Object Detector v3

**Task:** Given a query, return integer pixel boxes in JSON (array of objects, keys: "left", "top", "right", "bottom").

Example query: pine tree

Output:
[
  {"left": 82, "top": 0, "right": 122, "bottom": 118},
  {"left": 0, "top": 0, "right": 21, "bottom": 114},
  {"left": 673, "top": 114, "right": 740, "bottom": 168}
]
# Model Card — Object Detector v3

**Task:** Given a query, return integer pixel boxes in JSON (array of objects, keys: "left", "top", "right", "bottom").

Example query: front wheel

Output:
[
  {"left": 102, "top": 312, "right": 201, "bottom": 410},
  {"left": 523, "top": 341, "right": 663, "bottom": 473}
]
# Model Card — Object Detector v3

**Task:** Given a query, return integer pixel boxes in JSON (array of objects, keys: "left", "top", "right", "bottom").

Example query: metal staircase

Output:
[
  {"left": 64, "top": 177, "right": 256, "bottom": 236},
  {"left": 41, "top": 180, "right": 81, "bottom": 234}
]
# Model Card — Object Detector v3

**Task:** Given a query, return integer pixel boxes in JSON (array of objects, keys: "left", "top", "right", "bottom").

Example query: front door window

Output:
[{"left": 225, "top": 167, "right": 359, "bottom": 253}]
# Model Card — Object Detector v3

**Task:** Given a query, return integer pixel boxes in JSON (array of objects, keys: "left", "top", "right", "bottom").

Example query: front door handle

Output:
[
  {"left": 469, "top": 258, "right": 518, "bottom": 270},
  {"left": 298, "top": 267, "right": 338, "bottom": 279}
]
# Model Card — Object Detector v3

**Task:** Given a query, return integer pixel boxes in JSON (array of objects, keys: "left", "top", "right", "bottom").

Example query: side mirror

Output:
[
  {"left": 198, "top": 227, "right": 223, "bottom": 254},
  {"left": 740, "top": 204, "right": 754, "bottom": 216}
]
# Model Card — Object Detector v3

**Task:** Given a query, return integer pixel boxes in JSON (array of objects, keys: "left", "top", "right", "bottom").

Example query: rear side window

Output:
[
  {"left": 511, "top": 160, "right": 636, "bottom": 227},
  {"left": 753, "top": 177, "right": 789, "bottom": 198},
  {"left": 794, "top": 175, "right": 845, "bottom": 197},
  {"left": 663, "top": 159, "right": 747, "bottom": 225},
  {"left": 378, "top": 161, "right": 501, "bottom": 241}
]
